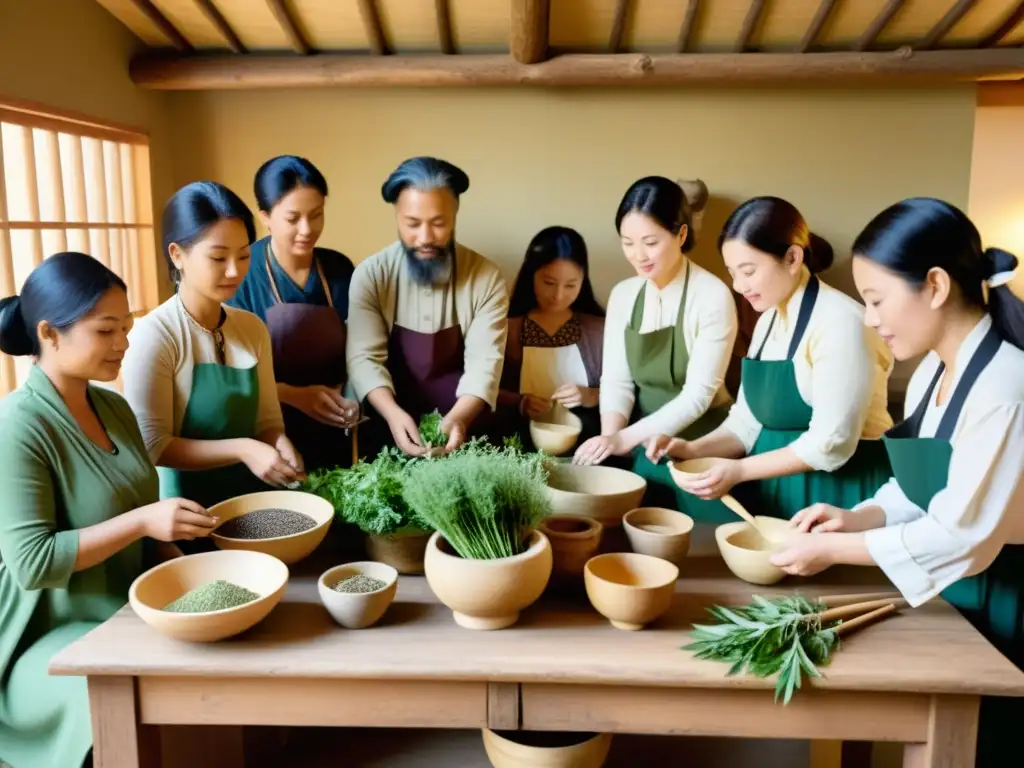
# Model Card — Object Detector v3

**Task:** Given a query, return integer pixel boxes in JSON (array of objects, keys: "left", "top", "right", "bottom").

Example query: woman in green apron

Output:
[
  {"left": 651, "top": 197, "right": 893, "bottom": 519},
  {"left": 228, "top": 156, "right": 359, "bottom": 472},
  {"left": 770, "top": 198, "right": 1024, "bottom": 767},
  {"left": 499, "top": 226, "right": 605, "bottom": 452},
  {"left": 0, "top": 253, "right": 216, "bottom": 768},
  {"left": 121, "top": 182, "right": 303, "bottom": 530},
  {"left": 573, "top": 177, "right": 739, "bottom": 520}
]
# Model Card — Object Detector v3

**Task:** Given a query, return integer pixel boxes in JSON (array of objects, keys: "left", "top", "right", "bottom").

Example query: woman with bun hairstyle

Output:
[
  {"left": 770, "top": 199, "right": 1024, "bottom": 767},
  {"left": 498, "top": 225, "right": 605, "bottom": 450},
  {"left": 650, "top": 196, "right": 894, "bottom": 518},
  {"left": 0, "top": 253, "right": 216, "bottom": 768},
  {"left": 574, "top": 177, "right": 739, "bottom": 517},
  {"left": 121, "top": 182, "right": 302, "bottom": 519},
  {"left": 228, "top": 156, "right": 359, "bottom": 472}
]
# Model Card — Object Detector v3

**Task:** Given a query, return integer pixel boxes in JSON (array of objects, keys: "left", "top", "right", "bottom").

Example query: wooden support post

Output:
[
  {"left": 88, "top": 677, "right": 160, "bottom": 768},
  {"left": 510, "top": 0, "right": 550, "bottom": 64},
  {"left": 358, "top": 0, "right": 391, "bottom": 56},
  {"left": 736, "top": 0, "right": 767, "bottom": 52},
  {"left": 856, "top": 0, "right": 907, "bottom": 51},
  {"left": 265, "top": 0, "right": 309, "bottom": 54},
  {"left": 436, "top": 0, "right": 454, "bottom": 55},
  {"left": 487, "top": 683, "right": 521, "bottom": 730},
  {"left": 609, "top": 0, "right": 632, "bottom": 53},
  {"left": 902, "top": 695, "right": 979, "bottom": 768},
  {"left": 800, "top": 0, "right": 838, "bottom": 53},
  {"left": 193, "top": 0, "right": 246, "bottom": 53},
  {"left": 981, "top": 1, "right": 1024, "bottom": 47},
  {"left": 128, "top": 0, "right": 192, "bottom": 51},
  {"left": 920, "top": 1, "right": 977, "bottom": 50},
  {"left": 677, "top": 0, "right": 702, "bottom": 53}
]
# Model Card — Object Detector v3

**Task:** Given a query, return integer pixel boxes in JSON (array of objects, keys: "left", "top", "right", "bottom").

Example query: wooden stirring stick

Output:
[
  {"left": 817, "top": 591, "right": 902, "bottom": 607},
  {"left": 816, "top": 598, "right": 907, "bottom": 625},
  {"left": 834, "top": 603, "right": 897, "bottom": 637},
  {"left": 721, "top": 494, "right": 778, "bottom": 544}
]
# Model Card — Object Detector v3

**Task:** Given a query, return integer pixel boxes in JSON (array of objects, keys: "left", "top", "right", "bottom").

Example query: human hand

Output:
[
  {"left": 644, "top": 434, "right": 690, "bottom": 464},
  {"left": 675, "top": 459, "right": 743, "bottom": 500},
  {"left": 274, "top": 434, "right": 305, "bottom": 484},
  {"left": 572, "top": 433, "right": 627, "bottom": 466},
  {"left": 388, "top": 410, "right": 427, "bottom": 457},
  {"left": 440, "top": 416, "right": 467, "bottom": 454},
  {"left": 135, "top": 498, "right": 218, "bottom": 542},
  {"left": 769, "top": 533, "right": 836, "bottom": 576},
  {"left": 241, "top": 439, "right": 302, "bottom": 487},
  {"left": 520, "top": 394, "right": 551, "bottom": 420},
  {"left": 290, "top": 385, "right": 360, "bottom": 429},
  {"left": 551, "top": 384, "right": 599, "bottom": 409},
  {"left": 790, "top": 503, "right": 866, "bottom": 534}
]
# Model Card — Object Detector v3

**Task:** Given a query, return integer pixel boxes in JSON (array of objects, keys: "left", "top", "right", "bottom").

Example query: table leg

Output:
[
  {"left": 88, "top": 677, "right": 159, "bottom": 768},
  {"left": 903, "top": 695, "right": 980, "bottom": 768}
]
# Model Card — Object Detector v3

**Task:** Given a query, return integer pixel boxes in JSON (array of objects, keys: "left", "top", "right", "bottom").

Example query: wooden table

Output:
[{"left": 50, "top": 556, "right": 1024, "bottom": 768}]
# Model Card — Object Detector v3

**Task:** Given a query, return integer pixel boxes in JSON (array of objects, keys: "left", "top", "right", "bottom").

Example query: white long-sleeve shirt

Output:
[
  {"left": 600, "top": 260, "right": 737, "bottom": 442},
  {"left": 860, "top": 315, "right": 1024, "bottom": 607},
  {"left": 721, "top": 271, "right": 894, "bottom": 471}
]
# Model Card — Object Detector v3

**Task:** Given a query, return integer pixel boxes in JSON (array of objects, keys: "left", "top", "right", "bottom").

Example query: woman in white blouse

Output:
[
  {"left": 122, "top": 182, "right": 303, "bottom": 536},
  {"left": 649, "top": 196, "right": 894, "bottom": 518},
  {"left": 573, "top": 177, "right": 738, "bottom": 518},
  {"left": 770, "top": 198, "right": 1024, "bottom": 768}
]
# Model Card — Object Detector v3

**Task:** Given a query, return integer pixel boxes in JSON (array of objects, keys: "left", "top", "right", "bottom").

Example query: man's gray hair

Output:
[{"left": 381, "top": 156, "right": 470, "bottom": 204}]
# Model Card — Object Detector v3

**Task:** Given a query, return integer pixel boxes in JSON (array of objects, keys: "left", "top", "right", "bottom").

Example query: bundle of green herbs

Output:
[
  {"left": 302, "top": 447, "right": 426, "bottom": 536},
  {"left": 418, "top": 409, "right": 447, "bottom": 447},
  {"left": 401, "top": 437, "right": 551, "bottom": 560}
]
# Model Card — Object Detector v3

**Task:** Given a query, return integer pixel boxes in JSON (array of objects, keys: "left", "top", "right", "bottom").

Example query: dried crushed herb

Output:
[
  {"left": 332, "top": 574, "right": 387, "bottom": 593},
  {"left": 216, "top": 508, "right": 316, "bottom": 539},
  {"left": 163, "top": 580, "right": 260, "bottom": 613}
]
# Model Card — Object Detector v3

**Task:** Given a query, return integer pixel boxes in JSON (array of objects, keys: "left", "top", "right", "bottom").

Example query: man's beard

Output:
[{"left": 402, "top": 237, "right": 456, "bottom": 285}]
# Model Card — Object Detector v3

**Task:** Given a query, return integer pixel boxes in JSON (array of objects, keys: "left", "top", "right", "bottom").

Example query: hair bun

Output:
[
  {"left": 677, "top": 178, "right": 709, "bottom": 213},
  {"left": 983, "top": 247, "right": 1018, "bottom": 280},
  {"left": 806, "top": 232, "right": 835, "bottom": 274},
  {"left": 0, "top": 295, "right": 34, "bottom": 357}
]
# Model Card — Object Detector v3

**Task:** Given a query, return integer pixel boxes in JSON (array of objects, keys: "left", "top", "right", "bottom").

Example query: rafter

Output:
[
  {"left": 980, "top": 0, "right": 1024, "bottom": 47},
  {"left": 127, "top": 0, "right": 192, "bottom": 52},
  {"left": 357, "top": 0, "right": 391, "bottom": 56},
  {"left": 510, "top": 0, "right": 550, "bottom": 65},
  {"left": 856, "top": 0, "right": 907, "bottom": 52},
  {"left": 193, "top": 0, "right": 245, "bottom": 54},
  {"left": 736, "top": 0, "right": 767, "bottom": 53},
  {"left": 265, "top": 0, "right": 309, "bottom": 54},
  {"left": 436, "top": 0, "right": 454, "bottom": 55},
  {"left": 609, "top": 0, "right": 633, "bottom": 53},
  {"left": 677, "top": 0, "right": 702, "bottom": 53},
  {"left": 800, "top": 0, "right": 838, "bottom": 53},
  {"left": 920, "top": 0, "right": 977, "bottom": 50}
]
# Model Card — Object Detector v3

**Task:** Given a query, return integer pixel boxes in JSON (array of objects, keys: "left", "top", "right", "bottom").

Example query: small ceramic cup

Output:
[
  {"left": 318, "top": 561, "right": 398, "bottom": 629},
  {"left": 622, "top": 507, "right": 694, "bottom": 566},
  {"left": 538, "top": 515, "right": 604, "bottom": 582}
]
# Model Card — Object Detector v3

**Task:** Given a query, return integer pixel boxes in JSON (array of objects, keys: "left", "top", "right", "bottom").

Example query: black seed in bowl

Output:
[{"left": 216, "top": 508, "right": 317, "bottom": 539}]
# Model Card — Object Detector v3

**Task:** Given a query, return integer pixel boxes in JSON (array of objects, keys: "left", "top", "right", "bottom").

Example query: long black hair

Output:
[
  {"left": 718, "top": 196, "right": 834, "bottom": 274},
  {"left": 508, "top": 226, "right": 605, "bottom": 318},
  {"left": 853, "top": 197, "right": 1023, "bottom": 350},
  {"left": 0, "top": 252, "right": 126, "bottom": 357},
  {"left": 254, "top": 155, "right": 328, "bottom": 213},
  {"left": 615, "top": 176, "right": 698, "bottom": 253},
  {"left": 161, "top": 181, "right": 256, "bottom": 285}
]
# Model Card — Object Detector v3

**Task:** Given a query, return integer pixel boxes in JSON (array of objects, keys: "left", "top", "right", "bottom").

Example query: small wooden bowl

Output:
[
  {"left": 545, "top": 464, "right": 647, "bottom": 528},
  {"left": 668, "top": 457, "right": 729, "bottom": 489},
  {"left": 482, "top": 728, "right": 612, "bottom": 768},
  {"left": 129, "top": 550, "right": 288, "bottom": 643},
  {"left": 530, "top": 420, "right": 582, "bottom": 456},
  {"left": 622, "top": 507, "right": 694, "bottom": 565},
  {"left": 208, "top": 490, "right": 333, "bottom": 565},
  {"left": 318, "top": 561, "right": 398, "bottom": 629},
  {"left": 538, "top": 515, "right": 604, "bottom": 582},
  {"left": 716, "top": 516, "right": 795, "bottom": 585},
  {"left": 584, "top": 552, "right": 678, "bottom": 631}
]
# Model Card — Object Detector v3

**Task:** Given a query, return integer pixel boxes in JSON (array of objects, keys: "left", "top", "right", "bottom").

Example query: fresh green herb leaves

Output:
[
  {"left": 418, "top": 410, "right": 446, "bottom": 447},
  {"left": 684, "top": 595, "right": 840, "bottom": 705}
]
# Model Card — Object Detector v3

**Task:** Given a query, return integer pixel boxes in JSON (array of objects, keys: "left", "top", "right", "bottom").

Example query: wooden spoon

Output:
[{"left": 721, "top": 494, "right": 779, "bottom": 545}]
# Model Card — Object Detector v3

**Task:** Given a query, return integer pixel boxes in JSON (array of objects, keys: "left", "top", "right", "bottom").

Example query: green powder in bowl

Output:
[
  {"left": 163, "top": 580, "right": 261, "bottom": 613},
  {"left": 331, "top": 574, "right": 387, "bottom": 594}
]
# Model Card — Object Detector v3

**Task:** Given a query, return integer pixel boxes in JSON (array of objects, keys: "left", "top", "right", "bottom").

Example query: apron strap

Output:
[
  {"left": 903, "top": 366, "right": 943, "bottom": 438},
  {"left": 265, "top": 243, "right": 334, "bottom": 309},
  {"left": 391, "top": 248, "right": 459, "bottom": 328},
  {"left": 934, "top": 325, "right": 1003, "bottom": 441},
  {"left": 750, "top": 276, "right": 819, "bottom": 361}
]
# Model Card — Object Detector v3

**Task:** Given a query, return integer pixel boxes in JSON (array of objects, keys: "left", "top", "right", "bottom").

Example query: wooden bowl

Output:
[
  {"left": 365, "top": 528, "right": 432, "bottom": 574},
  {"left": 584, "top": 552, "right": 678, "bottom": 631},
  {"left": 129, "top": 550, "right": 288, "bottom": 643},
  {"left": 530, "top": 419, "right": 582, "bottom": 456},
  {"left": 622, "top": 507, "right": 694, "bottom": 565},
  {"left": 318, "top": 561, "right": 398, "bottom": 629},
  {"left": 208, "top": 490, "right": 333, "bottom": 565},
  {"left": 538, "top": 515, "right": 604, "bottom": 583},
  {"left": 544, "top": 464, "right": 647, "bottom": 528},
  {"left": 715, "top": 516, "right": 795, "bottom": 585},
  {"left": 482, "top": 728, "right": 612, "bottom": 768},
  {"left": 668, "top": 457, "right": 729, "bottom": 489}
]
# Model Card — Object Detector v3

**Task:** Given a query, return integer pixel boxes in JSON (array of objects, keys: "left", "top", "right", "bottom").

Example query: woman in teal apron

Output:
[
  {"left": 499, "top": 226, "right": 605, "bottom": 452},
  {"left": 121, "top": 182, "right": 303, "bottom": 534},
  {"left": 0, "top": 253, "right": 216, "bottom": 768},
  {"left": 771, "top": 198, "right": 1024, "bottom": 767},
  {"left": 651, "top": 197, "right": 893, "bottom": 519},
  {"left": 573, "top": 177, "right": 739, "bottom": 520},
  {"left": 228, "top": 156, "right": 359, "bottom": 472}
]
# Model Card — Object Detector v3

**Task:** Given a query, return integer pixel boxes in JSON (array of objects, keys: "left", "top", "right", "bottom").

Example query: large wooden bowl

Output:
[
  {"left": 129, "top": 550, "right": 288, "bottom": 643},
  {"left": 668, "top": 457, "right": 729, "bottom": 489},
  {"left": 208, "top": 490, "right": 333, "bottom": 565},
  {"left": 530, "top": 407, "right": 583, "bottom": 456},
  {"left": 544, "top": 463, "right": 647, "bottom": 527},
  {"left": 715, "top": 516, "right": 795, "bottom": 585}
]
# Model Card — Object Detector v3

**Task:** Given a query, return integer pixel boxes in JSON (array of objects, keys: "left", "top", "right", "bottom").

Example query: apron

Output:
[
  {"left": 157, "top": 312, "right": 271, "bottom": 548},
  {"left": 738, "top": 276, "right": 891, "bottom": 519},
  {"left": 624, "top": 263, "right": 732, "bottom": 520},
  {"left": 264, "top": 246, "right": 351, "bottom": 472},
  {"left": 882, "top": 325, "right": 1023, "bottom": 768}
]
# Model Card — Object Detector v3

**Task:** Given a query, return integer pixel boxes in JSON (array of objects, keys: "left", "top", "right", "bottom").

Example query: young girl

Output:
[
  {"left": 771, "top": 198, "right": 1024, "bottom": 767},
  {"left": 0, "top": 253, "right": 214, "bottom": 768},
  {"left": 498, "top": 226, "right": 605, "bottom": 449}
]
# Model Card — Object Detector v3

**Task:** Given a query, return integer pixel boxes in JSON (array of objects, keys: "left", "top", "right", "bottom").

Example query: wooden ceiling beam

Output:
[
  {"left": 510, "top": 0, "right": 550, "bottom": 64},
  {"left": 128, "top": 0, "right": 192, "bottom": 52},
  {"left": 677, "top": 0, "right": 702, "bottom": 53},
  {"left": 193, "top": 0, "right": 245, "bottom": 54},
  {"left": 609, "top": 0, "right": 632, "bottom": 53},
  {"left": 265, "top": 0, "right": 309, "bottom": 54},
  {"left": 128, "top": 49, "right": 1024, "bottom": 90},
  {"left": 357, "top": 0, "right": 391, "bottom": 56},
  {"left": 855, "top": 0, "right": 906, "bottom": 52},
  {"left": 736, "top": 0, "right": 767, "bottom": 53},
  {"left": 920, "top": 0, "right": 977, "bottom": 50},
  {"left": 800, "top": 0, "right": 838, "bottom": 53},
  {"left": 436, "top": 0, "right": 454, "bottom": 55},
  {"left": 981, "top": 1, "right": 1024, "bottom": 47}
]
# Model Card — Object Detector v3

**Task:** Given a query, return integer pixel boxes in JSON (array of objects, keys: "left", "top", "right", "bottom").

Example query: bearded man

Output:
[{"left": 346, "top": 156, "right": 509, "bottom": 457}]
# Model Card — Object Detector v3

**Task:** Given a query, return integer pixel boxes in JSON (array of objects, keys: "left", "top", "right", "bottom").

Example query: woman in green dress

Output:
[
  {"left": 121, "top": 182, "right": 303, "bottom": 526},
  {"left": 650, "top": 197, "right": 894, "bottom": 518},
  {"left": 0, "top": 252, "right": 216, "bottom": 768},
  {"left": 770, "top": 198, "right": 1024, "bottom": 767},
  {"left": 573, "top": 177, "right": 739, "bottom": 519}
]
